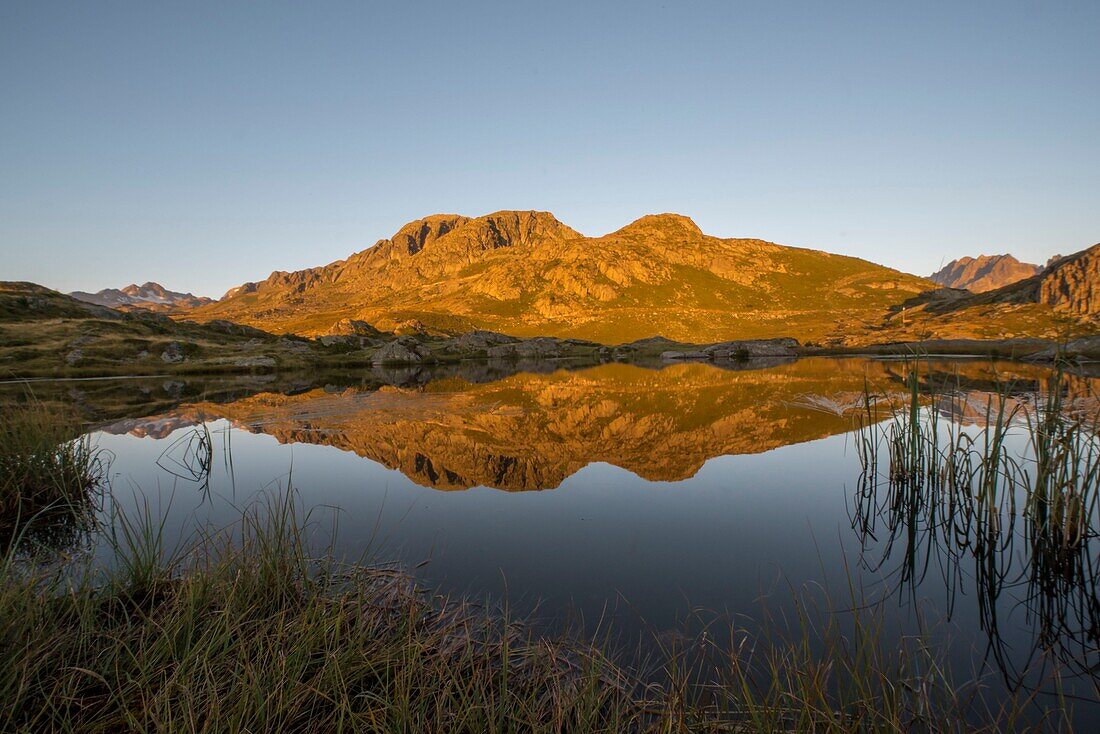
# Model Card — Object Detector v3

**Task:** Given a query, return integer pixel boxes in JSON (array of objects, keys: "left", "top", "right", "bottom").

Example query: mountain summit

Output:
[
  {"left": 189, "top": 210, "right": 934, "bottom": 343},
  {"left": 930, "top": 254, "right": 1040, "bottom": 292}
]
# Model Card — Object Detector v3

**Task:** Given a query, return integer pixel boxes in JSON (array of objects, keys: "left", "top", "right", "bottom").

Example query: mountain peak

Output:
[
  {"left": 930, "top": 253, "right": 1039, "bottom": 293},
  {"left": 612, "top": 213, "right": 703, "bottom": 238}
]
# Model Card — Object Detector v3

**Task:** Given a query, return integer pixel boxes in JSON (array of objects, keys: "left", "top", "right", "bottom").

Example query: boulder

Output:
[
  {"left": 372, "top": 338, "right": 436, "bottom": 365},
  {"left": 487, "top": 337, "right": 564, "bottom": 359},
  {"left": 660, "top": 350, "right": 709, "bottom": 361},
  {"left": 160, "top": 342, "right": 186, "bottom": 363},
  {"left": 446, "top": 330, "right": 519, "bottom": 352},
  {"left": 703, "top": 338, "right": 800, "bottom": 360},
  {"left": 327, "top": 318, "right": 384, "bottom": 337},
  {"left": 234, "top": 355, "right": 277, "bottom": 368}
]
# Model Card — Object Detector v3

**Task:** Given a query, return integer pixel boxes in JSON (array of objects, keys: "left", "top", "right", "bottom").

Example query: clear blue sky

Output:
[{"left": 2, "top": 1, "right": 1097, "bottom": 297}]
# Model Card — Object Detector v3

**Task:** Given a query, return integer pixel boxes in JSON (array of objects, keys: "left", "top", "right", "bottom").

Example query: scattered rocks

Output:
[{"left": 64, "top": 348, "right": 83, "bottom": 366}]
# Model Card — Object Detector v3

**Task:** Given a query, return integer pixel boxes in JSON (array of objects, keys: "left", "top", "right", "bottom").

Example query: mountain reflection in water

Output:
[{"left": 91, "top": 358, "right": 1098, "bottom": 492}]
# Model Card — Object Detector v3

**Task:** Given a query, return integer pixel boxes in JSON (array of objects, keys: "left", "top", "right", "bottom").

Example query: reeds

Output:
[
  {"left": 853, "top": 362, "right": 1100, "bottom": 690},
  {"left": 0, "top": 393, "right": 106, "bottom": 540}
]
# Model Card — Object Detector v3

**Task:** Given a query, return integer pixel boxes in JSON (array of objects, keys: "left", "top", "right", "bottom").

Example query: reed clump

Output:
[
  {"left": 0, "top": 395, "right": 105, "bottom": 536},
  {"left": 854, "top": 362, "right": 1100, "bottom": 689}
]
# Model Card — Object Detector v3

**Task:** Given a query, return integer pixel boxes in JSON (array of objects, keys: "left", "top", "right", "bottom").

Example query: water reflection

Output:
[
  {"left": 851, "top": 366, "right": 1100, "bottom": 692},
  {"left": 81, "top": 358, "right": 1092, "bottom": 492},
  {"left": 4, "top": 356, "right": 1100, "bottom": 718}
]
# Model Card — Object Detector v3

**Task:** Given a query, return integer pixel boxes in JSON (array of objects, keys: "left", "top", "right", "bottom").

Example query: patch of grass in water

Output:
[{"left": 0, "top": 391, "right": 107, "bottom": 542}]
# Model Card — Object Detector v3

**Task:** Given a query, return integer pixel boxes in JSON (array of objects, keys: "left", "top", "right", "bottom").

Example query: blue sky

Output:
[{"left": 2, "top": 1, "right": 1097, "bottom": 297}]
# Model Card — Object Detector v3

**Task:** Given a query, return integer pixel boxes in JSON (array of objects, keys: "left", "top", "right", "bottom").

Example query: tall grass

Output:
[
  {"left": 0, "top": 394, "right": 106, "bottom": 540},
  {"left": 0, "top": 490, "right": 1064, "bottom": 733}
]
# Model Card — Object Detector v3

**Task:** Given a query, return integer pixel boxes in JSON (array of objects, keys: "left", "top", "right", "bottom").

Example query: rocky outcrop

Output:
[
  {"left": 372, "top": 338, "right": 436, "bottom": 365},
  {"left": 661, "top": 338, "right": 799, "bottom": 361},
  {"left": 930, "top": 255, "right": 1039, "bottom": 293}
]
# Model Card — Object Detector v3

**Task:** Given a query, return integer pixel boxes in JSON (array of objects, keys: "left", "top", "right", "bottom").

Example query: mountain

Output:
[
  {"left": 970, "top": 243, "right": 1100, "bottom": 316},
  {"left": 187, "top": 210, "right": 936, "bottom": 344},
  {"left": 70, "top": 282, "right": 214, "bottom": 312},
  {"left": 930, "top": 254, "right": 1040, "bottom": 293}
]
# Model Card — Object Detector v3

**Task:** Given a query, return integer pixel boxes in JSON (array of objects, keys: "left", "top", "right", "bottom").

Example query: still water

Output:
[{"left": 8, "top": 356, "right": 1100, "bottom": 723}]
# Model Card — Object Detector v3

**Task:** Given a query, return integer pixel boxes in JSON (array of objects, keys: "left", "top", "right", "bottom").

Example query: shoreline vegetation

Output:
[
  {"left": 0, "top": 491, "right": 1071, "bottom": 733},
  {"left": 1, "top": 366, "right": 1098, "bottom": 731}
]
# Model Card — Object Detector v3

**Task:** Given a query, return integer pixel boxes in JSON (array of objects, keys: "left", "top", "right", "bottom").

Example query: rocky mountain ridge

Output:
[
  {"left": 188, "top": 210, "right": 937, "bottom": 344},
  {"left": 70, "top": 282, "right": 214, "bottom": 312},
  {"left": 930, "top": 254, "right": 1040, "bottom": 293}
]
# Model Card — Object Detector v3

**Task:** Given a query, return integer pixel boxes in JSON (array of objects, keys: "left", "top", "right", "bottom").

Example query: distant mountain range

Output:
[
  {"left": 69, "top": 282, "right": 213, "bottom": 312},
  {"left": 60, "top": 216, "right": 1099, "bottom": 346},
  {"left": 930, "top": 254, "right": 1040, "bottom": 293}
]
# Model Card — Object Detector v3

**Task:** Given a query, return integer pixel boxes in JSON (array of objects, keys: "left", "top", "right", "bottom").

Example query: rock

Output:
[
  {"left": 234, "top": 355, "right": 277, "bottom": 368},
  {"left": 703, "top": 338, "right": 800, "bottom": 360},
  {"left": 372, "top": 338, "right": 436, "bottom": 365},
  {"left": 136, "top": 350, "right": 150, "bottom": 360},
  {"left": 318, "top": 335, "right": 358, "bottom": 347},
  {"left": 65, "top": 348, "right": 83, "bottom": 366},
  {"left": 660, "top": 350, "right": 708, "bottom": 361},
  {"left": 487, "top": 337, "right": 564, "bottom": 359},
  {"left": 160, "top": 342, "right": 186, "bottom": 363},
  {"left": 446, "top": 330, "right": 519, "bottom": 352},
  {"left": 1027, "top": 335, "right": 1100, "bottom": 362},
  {"left": 279, "top": 337, "right": 312, "bottom": 353},
  {"left": 327, "top": 318, "right": 384, "bottom": 337}
]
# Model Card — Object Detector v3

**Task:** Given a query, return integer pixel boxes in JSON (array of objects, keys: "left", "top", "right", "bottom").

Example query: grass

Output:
[
  {"left": 0, "top": 490, "right": 1065, "bottom": 733},
  {"left": 0, "top": 393, "right": 106, "bottom": 540}
]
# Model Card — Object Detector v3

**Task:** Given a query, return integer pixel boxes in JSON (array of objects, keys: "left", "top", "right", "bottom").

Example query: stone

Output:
[
  {"left": 160, "top": 342, "right": 186, "bottom": 363},
  {"left": 487, "top": 337, "right": 564, "bottom": 359},
  {"left": 65, "top": 348, "right": 83, "bottom": 366},
  {"left": 445, "top": 330, "right": 519, "bottom": 351},
  {"left": 234, "top": 355, "right": 277, "bottom": 368},
  {"left": 372, "top": 339, "right": 436, "bottom": 365}
]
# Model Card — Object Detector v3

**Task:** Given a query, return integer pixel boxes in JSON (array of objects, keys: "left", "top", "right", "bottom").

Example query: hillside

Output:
[
  {"left": 930, "top": 255, "right": 1039, "bottom": 293},
  {"left": 187, "top": 211, "right": 937, "bottom": 344},
  {"left": 0, "top": 282, "right": 280, "bottom": 376},
  {"left": 70, "top": 282, "right": 214, "bottom": 312}
]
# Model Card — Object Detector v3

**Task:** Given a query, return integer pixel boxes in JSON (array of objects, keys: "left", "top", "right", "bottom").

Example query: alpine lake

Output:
[{"left": 5, "top": 354, "right": 1100, "bottom": 727}]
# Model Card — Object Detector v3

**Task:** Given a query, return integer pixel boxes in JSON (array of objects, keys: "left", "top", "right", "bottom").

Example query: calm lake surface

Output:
[{"left": 7, "top": 356, "right": 1100, "bottom": 724}]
